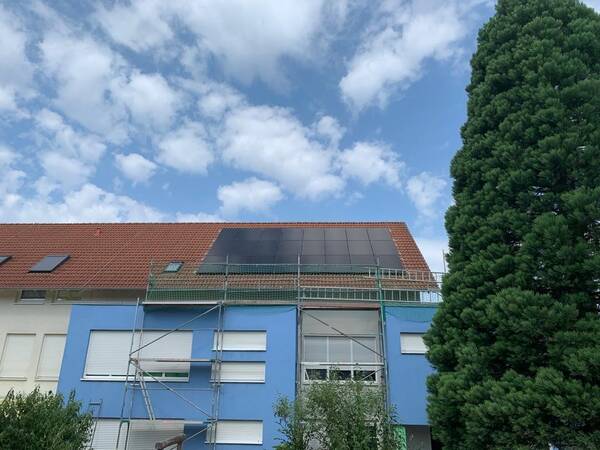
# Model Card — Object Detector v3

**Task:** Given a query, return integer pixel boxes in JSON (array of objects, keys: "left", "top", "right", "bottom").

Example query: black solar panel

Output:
[
  {"left": 30, "top": 255, "right": 70, "bottom": 273},
  {"left": 199, "top": 226, "right": 402, "bottom": 273},
  {"left": 0, "top": 256, "right": 10, "bottom": 265}
]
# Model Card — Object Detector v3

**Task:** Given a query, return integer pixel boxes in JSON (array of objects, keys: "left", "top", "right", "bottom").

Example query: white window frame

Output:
[
  {"left": 83, "top": 330, "right": 192, "bottom": 382},
  {"left": 0, "top": 333, "right": 36, "bottom": 379},
  {"left": 211, "top": 361, "right": 266, "bottom": 383},
  {"left": 206, "top": 420, "right": 263, "bottom": 445},
  {"left": 400, "top": 333, "right": 427, "bottom": 354},
  {"left": 213, "top": 331, "right": 267, "bottom": 351},
  {"left": 301, "top": 335, "right": 381, "bottom": 384},
  {"left": 35, "top": 333, "right": 66, "bottom": 381}
]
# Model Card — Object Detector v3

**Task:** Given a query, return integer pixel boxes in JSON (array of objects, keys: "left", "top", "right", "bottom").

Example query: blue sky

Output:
[{"left": 1, "top": 1, "right": 598, "bottom": 272}]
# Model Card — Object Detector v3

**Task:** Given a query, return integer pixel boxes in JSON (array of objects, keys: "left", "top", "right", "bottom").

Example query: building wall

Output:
[
  {"left": 58, "top": 304, "right": 297, "bottom": 449},
  {"left": 0, "top": 290, "right": 71, "bottom": 398},
  {"left": 385, "top": 305, "right": 436, "bottom": 426}
]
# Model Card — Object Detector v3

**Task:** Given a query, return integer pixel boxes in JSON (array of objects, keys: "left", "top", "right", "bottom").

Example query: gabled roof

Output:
[{"left": 0, "top": 222, "right": 429, "bottom": 289}]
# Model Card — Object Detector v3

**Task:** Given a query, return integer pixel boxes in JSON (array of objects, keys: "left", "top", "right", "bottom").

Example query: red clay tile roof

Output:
[{"left": 0, "top": 222, "right": 429, "bottom": 289}]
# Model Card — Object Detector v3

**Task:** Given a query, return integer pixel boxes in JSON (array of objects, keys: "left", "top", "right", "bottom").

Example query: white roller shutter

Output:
[
  {"left": 138, "top": 331, "right": 193, "bottom": 374},
  {"left": 127, "top": 420, "right": 185, "bottom": 450},
  {"left": 400, "top": 333, "right": 427, "bottom": 354},
  {"left": 84, "top": 331, "right": 131, "bottom": 378},
  {"left": 84, "top": 330, "right": 192, "bottom": 379},
  {"left": 89, "top": 420, "right": 123, "bottom": 450},
  {"left": 36, "top": 334, "right": 66, "bottom": 380},
  {"left": 213, "top": 362, "right": 265, "bottom": 383},
  {"left": 90, "top": 420, "right": 184, "bottom": 450},
  {"left": 207, "top": 421, "right": 263, "bottom": 444},
  {"left": 214, "top": 331, "right": 266, "bottom": 351},
  {"left": 0, "top": 334, "right": 35, "bottom": 377}
]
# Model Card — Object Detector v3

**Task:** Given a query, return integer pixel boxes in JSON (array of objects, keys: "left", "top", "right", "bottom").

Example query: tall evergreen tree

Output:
[{"left": 425, "top": 1, "right": 600, "bottom": 448}]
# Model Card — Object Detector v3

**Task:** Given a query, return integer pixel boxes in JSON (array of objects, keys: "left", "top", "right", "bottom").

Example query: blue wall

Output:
[
  {"left": 385, "top": 305, "right": 436, "bottom": 425},
  {"left": 58, "top": 304, "right": 297, "bottom": 449}
]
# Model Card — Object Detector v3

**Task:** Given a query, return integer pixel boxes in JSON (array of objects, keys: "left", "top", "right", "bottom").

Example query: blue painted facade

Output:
[
  {"left": 58, "top": 304, "right": 297, "bottom": 449},
  {"left": 385, "top": 305, "right": 436, "bottom": 425},
  {"left": 58, "top": 303, "right": 436, "bottom": 448}
]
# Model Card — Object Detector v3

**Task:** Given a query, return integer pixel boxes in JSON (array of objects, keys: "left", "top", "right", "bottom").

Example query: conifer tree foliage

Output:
[{"left": 425, "top": 1, "right": 600, "bottom": 448}]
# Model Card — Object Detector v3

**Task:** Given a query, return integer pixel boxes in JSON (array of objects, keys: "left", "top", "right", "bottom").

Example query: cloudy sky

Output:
[{"left": 1, "top": 0, "right": 598, "bottom": 272}]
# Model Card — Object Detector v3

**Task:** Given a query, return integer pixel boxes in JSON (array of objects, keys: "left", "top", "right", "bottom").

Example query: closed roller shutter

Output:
[
  {"left": 400, "top": 333, "right": 427, "bottom": 354},
  {"left": 36, "top": 334, "right": 66, "bottom": 380},
  {"left": 84, "top": 331, "right": 192, "bottom": 379},
  {"left": 0, "top": 334, "right": 35, "bottom": 377},
  {"left": 214, "top": 331, "right": 266, "bottom": 351},
  {"left": 213, "top": 362, "right": 265, "bottom": 383},
  {"left": 207, "top": 421, "right": 263, "bottom": 444},
  {"left": 90, "top": 420, "right": 185, "bottom": 450}
]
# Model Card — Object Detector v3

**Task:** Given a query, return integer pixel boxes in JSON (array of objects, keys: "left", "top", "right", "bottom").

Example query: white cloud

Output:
[
  {"left": 198, "top": 84, "right": 244, "bottom": 119},
  {"left": 0, "top": 146, "right": 25, "bottom": 199},
  {"left": 40, "top": 31, "right": 128, "bottom": 141},
  {"left": 0, "top": 183, "right": 164, "bottom": 222},
  {"left": 414, "top": 236, "right": 448, "bottom": 273},
  {"left": 219, "top": 105, "right": 344, "bottom": 199},
  {"left": 115, "top": 153, "right": 158, "bottom": 184},
  {"left": 315, "top": 115, "right": 345, "bottom": 148},
  {"left": 406, "top": 172, "right": 448, "bottom": 218},
  {"left": 112, "top": 71, "right": 181, "bottom": 129},
  {"left": 0, "top": 6, "right": 35, "bottom": 110},
  {"left": 95, "top": 0, "right": 347, "bottom": 86},
  {"left": 175, "top": 212, "right": 223, "bottom": 222},
  {"left": 217, "top": 177, "right": 284, "bottom": 217},
  {"left": 95, "top": 0, "right": 173, "bottom": 52},
  {"left": 157, "top": 123, "right": 214, "bottom": 174},
  {"left": 39, "top": 152, "right": 93, "bottom": 190},
  {"left": 36, "top": 109, "right": 106, "bottom": 163},
  {"left": 338, "top": 142, "right": 404, "bottom": 188},
  {"left": 340, "top": 0, "right": 475, "bottom": 111}
]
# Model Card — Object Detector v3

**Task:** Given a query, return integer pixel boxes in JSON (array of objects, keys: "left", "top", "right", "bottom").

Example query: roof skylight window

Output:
[
  {"left": 0, "top": 256, "right": 11, "bottom": 265},
  {"left": 164, "top": 261, "right": 183, "bottom": 273},
  {"left": 29, "top": 255, "right": 70, "bottom": 273}
]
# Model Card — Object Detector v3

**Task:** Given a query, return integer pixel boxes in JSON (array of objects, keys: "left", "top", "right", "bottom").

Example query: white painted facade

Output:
[
  {"left": 0, "top": 289, "right": 141, "bottom": 399},
  {"left": 0, "top": 290, "right": 71, "bottom": 398}
]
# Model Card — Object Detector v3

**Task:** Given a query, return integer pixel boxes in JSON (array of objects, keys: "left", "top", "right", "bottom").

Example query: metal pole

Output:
[{"left": 376, "top": 260, "right": 392, "bottom": 411}]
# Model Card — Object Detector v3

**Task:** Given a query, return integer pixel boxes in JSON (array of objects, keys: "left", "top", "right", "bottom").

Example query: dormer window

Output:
[{"left": 18, "top": 290, "right": 47, "bottom": 304}]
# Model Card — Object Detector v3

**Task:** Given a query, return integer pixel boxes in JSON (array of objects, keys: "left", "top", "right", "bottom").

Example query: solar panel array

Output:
[{"left": 199, "top": 227, "right": 402, "bottom": 273}]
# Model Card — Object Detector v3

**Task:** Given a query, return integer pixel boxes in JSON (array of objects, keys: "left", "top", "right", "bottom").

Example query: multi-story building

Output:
[{"left": 0, "top": 222, "right": 442, "bottom": 450}]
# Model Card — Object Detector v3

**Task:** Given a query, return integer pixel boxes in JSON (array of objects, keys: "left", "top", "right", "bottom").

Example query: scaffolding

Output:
[{"left": 115, "top": 261, "right": 443, "bottom": 449}]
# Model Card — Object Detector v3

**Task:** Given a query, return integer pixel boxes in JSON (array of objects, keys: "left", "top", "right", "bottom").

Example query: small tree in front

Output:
[
  {"left": 0, "top": 388, "right": 93, "bottom": 450},
  {"left": 274, "top": 374, "right": 398, "bottom": 450}
]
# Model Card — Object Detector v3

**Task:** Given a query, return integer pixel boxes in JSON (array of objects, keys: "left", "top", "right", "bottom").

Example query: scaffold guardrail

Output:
[{"left": 144, "top": 262, "right": 443, "bottom": 305}]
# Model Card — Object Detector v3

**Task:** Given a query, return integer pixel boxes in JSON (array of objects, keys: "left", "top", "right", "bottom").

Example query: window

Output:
[
  {"left": 18, "top": 289, "right": 47, "bottom": 304},
  {"left": 84, "top": 330, "right": 192, "bottom": 381},
  {"left": 36, "top": 334, "right": 66, "bottom": 380},
  {"left": 206, "top": 421, "right": 263, "bottom": 445},
  {"left": 29, "top": 255, "right": 70, "bottom": 272},
  {"left": 163, "top": 261, "right": 183, "bottom": 273},
  {"left": 303, "top": 336, "right": 378, "bottom": 363},
  {"left": 212, "top": 362, "right": 265, "bottom": 383},
  {"left": 0, "top": 255, "right": 11, "bottom": 265},
  {"left": 0, "top": 334, "right": 35, "bottom": 378},
  {"left": 302, "top": 335, "right": 380, "bottom": 383},
  {"left": 213, "top": 331, "right": 266, "bottom": 351},
  {"left": 89, "top": 419, "right": 185, "bottom": 450},
  {"left": 400, "top": 333, "right": 427, "bottom": 354}
]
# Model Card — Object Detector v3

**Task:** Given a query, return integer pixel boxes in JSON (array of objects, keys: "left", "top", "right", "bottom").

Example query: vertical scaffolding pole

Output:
[
  {"left": 209, "top": 256, "right": 228, "bottom": 449},
  {"left": 295, "top": 255, "right": 302, "bottom": 395},
  {"left": 376, "top": 261, "right": 392, "bottom": 410}
]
